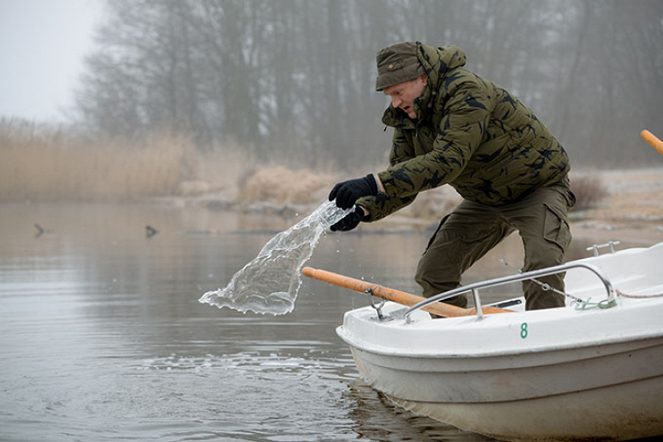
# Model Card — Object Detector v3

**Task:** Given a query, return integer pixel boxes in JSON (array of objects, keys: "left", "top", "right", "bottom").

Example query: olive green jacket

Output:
[{"left": 359, "top": 42, "right": 570, "bottom": 221}]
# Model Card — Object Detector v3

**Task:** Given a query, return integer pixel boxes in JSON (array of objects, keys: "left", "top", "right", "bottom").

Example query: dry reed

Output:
[
  {"left": 570, "top": 173, "right": 608, "bottom": 211},
  {"left": 4, "top": 118, "right": 602, "bottom": 214},
  {"left": 0, "top": 119, "right": 252, "bottom": 202},
  {"left": 238, "top": 165, "right": 334, "bottom": 205}
]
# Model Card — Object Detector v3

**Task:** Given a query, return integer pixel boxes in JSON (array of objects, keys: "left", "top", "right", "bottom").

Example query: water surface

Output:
[{"left": 0, "top": 202, "right": 644, "bottom": 441}]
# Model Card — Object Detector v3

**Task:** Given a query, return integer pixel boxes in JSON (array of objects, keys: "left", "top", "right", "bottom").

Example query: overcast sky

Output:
[{"left": 0, "top": 0, "right": 104, "bottom": 123}]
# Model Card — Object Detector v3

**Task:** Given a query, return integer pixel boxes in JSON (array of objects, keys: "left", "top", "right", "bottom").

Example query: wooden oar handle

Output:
[
  {"left": 302, "top": 267, "right": 511, "bottom": 318},
  {"left": 641, "top": 130, "right": 663, "bottom": 155}
]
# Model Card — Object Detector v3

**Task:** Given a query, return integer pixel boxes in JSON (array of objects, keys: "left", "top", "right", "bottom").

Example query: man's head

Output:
[
  {"left": 376, "top": 41, "right": 427, "bottom": 119},
  {"left": 375, "top": 41, "right": 425, "bottom": 92}
]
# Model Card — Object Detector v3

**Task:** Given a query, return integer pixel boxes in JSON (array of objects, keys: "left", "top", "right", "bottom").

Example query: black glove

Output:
[
  {"left": 330, "top": 207, "right": 364, "bottom": 232},
  {"left": 328, "top": 174, "right": 378, "bottom": 210}
]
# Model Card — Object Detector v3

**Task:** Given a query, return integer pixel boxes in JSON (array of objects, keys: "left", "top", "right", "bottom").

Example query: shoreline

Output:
[{"left": 4, "top": 166, "right": 662, "bottom": 245}]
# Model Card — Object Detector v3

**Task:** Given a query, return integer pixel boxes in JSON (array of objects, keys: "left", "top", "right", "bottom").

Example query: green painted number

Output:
[{"left": 520, "top": 322, "right": 528, "bottom": 339}]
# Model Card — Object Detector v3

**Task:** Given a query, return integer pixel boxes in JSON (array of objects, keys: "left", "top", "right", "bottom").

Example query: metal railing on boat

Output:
[{"left": 403, "top": 262, "right": 616, "bottom": 323}]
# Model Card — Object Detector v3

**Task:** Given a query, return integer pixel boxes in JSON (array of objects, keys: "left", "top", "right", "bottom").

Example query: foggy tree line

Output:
[{"left": 75, "top": 0, "right": 663, "bottom": 167}]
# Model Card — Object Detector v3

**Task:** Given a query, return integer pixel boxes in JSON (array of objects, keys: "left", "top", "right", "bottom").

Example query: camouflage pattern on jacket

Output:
[{"left": 358, "top": 42, "right": 570, "bottom": 221}]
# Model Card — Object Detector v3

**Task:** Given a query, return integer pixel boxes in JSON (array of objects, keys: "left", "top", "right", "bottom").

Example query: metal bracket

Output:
[
  {"left": 586, "top": 241, "right": 621, "bottom": 257},
  {"left": 366, "top": 287, "right": 386, "bottom": 320}
]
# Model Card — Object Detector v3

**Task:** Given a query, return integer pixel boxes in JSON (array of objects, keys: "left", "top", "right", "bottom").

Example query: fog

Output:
[
  {"left": 71, "top": 0, "right": 663, "bottom": 168},
  {"left": 0, "top": 0, "right": 103, "bottom": 122},
  {"left": 2, "top": 0, "right": 663, "bottom": 170}
]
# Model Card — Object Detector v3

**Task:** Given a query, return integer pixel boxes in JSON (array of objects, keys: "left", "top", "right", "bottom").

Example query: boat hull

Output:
[
  {"left": 386, "top": 374, "right": 663, "bottom": 442},
  {"left": 347, "top": 341, "right": 663, "bottom": 441},
  {"left": 336, "top": 242, "right": 663, "bottom": 441}
]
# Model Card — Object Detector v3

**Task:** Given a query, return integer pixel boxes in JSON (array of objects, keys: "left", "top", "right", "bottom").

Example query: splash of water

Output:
[{"left": 199, "top": 201, "right": 350, "bottom": 315}]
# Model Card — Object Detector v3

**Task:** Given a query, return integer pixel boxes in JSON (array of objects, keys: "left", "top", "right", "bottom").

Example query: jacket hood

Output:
[{"left": 416, "top": 43, "right": 467, "bottom": 90}]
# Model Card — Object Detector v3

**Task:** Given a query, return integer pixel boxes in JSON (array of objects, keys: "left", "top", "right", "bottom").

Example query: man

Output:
[{"left": 328, "top": 41, "right": 575, "bottom": 310}]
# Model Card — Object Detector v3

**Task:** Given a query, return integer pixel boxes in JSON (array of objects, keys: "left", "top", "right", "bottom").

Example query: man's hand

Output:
[
  {"left": 329, "top": 174, "right": 378, "bottom": 209},
  {"left": 330, "top": 207, "right": 364, "bottom": 232}
]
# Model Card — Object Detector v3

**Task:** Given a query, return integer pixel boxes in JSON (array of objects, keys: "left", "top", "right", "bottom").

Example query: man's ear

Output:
[{"left": 421, "top": 74, "right": 428, "bottom": 86}]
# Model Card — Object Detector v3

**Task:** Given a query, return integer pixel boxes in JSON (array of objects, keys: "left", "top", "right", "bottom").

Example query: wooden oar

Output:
[
  {"left": 641, "top": 129, "right": 663, "bottom": 156},
  {"left": 302, "top": 267, "right": 512, "bottom": 317}
]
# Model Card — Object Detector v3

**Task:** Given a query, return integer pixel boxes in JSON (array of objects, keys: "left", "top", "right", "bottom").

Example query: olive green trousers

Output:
[{"left": 415, "top": 183, "right": 575, "bottom": 310}]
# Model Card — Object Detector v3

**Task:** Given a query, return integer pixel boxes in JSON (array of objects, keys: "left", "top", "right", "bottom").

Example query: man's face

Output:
[{"left": 383, "top": 75, "right": 428, "bottom": 119}]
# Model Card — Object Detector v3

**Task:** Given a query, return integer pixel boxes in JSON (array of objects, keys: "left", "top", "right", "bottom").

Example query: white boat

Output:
[{"left": 335, "top": 241, "right": 663, "bottom": 441}]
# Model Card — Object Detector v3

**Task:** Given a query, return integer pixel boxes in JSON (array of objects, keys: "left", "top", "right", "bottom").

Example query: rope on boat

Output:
[
  {"left": 498, "top": 260, "right": 663, "bottom": 309},
  {"left": 616, "top": 289, "right": 663, "bottom": 299},
  {"left": 499, "top": 259, "right": 620, "bottom": 309},
  {"left": 499, "top": 259, "right": 586, "bottom": 303},
  {"left": 573, "top": 290, "right": 663, "bottom": 310},
  {"left": 574, "top": 298, "right": 617, "bottom": 310},
  {"left": 532, "top": 280, "right": 620, "bottom": 310}
]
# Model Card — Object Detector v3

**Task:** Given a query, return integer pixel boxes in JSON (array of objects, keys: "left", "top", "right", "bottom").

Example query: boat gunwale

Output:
[{"left": 336, "top": 322, "right": 663, "bottom": 360}]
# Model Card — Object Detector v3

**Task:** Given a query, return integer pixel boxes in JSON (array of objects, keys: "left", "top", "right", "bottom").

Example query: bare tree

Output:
[{"left": 74, "top": 0, "right": 663, "bottom": 167}]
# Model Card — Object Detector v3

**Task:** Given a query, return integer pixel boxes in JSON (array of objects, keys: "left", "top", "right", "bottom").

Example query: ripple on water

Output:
[
  {"left": 1, "top": 203, "right": 507, "bottom": 441},
  {"left": 120, "top": 352, "right": 497, "bottom": 442}
]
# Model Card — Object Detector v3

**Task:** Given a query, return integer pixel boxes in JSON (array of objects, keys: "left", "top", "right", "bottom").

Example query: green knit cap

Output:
[{"left": 375, "top": 41, "right": 425, "bottom": 91}]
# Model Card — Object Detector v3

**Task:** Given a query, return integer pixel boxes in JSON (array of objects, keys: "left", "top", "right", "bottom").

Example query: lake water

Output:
[{"left": 0, "top": 202, "right": 647, "bottom": 442}]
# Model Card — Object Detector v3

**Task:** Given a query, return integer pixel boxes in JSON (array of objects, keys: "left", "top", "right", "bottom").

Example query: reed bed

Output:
[
  {"left": 1, "top": 119, "right": 609, "bottom": 213},
  {"left": 238, "top": 165, "right": 335, "bottom": 205},
  {"left": 0, "top": 119, "right": 249, "bottom": 202}
]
